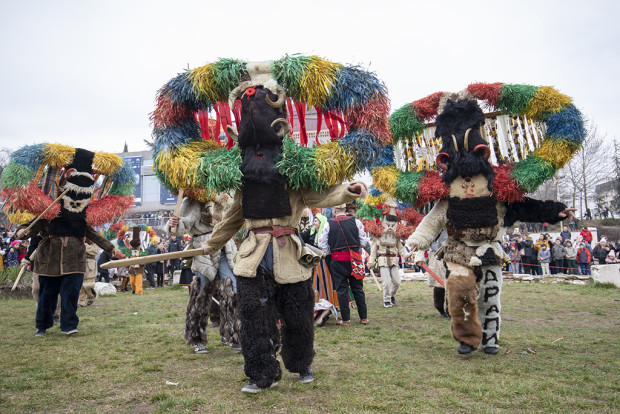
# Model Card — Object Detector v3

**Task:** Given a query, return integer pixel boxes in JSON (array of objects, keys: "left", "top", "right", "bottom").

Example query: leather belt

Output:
[{"left": 252, "top": 225, "right": 295, "bottom": 247}]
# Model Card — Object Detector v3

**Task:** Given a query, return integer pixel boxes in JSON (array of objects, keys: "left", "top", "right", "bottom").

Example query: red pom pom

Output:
[
  {"left": 415, "top": 171, "right": 449, "bottom": 208},
  {"left": 412, "top": 92, "right": 444, "bottom": 121},
  {"left": 362, "top": 219, "right": 384, "bottom": 238},
  {"left": 493, "top": 164, "right": 525, "bottom": 203},
  {"left": 400, "top": 208, "right": 425, "bottom": 228},
  {"left": 86, "top": 196, "right": 135, "bottom": 227},
  {"left": 467, "top": 83, "right": 503, "bottom": 107},
  {"left": 395, "top": 223, "right": 415, "bottom": 240},
  {"left": 1, "top": 185, "right": 59, "bottom": 219},
  {"left": 151, "top": 94, "right": 194, "bottom": 128}
]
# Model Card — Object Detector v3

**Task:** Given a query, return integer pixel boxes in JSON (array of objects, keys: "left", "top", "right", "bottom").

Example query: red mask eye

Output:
[
  {"left": 436, "top": 153, "right": 450, "bottom": 171},
  {"left": 474, "top": 144, "right": 490, "bottom": 160},
  {"left": 244, "top": 86, "right": 257, "bottom": 97}
]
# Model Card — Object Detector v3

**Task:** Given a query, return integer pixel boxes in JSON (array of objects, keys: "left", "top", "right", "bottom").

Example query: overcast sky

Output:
[{"left": 0, "top": 0, "right": 618, "bottom": 154}]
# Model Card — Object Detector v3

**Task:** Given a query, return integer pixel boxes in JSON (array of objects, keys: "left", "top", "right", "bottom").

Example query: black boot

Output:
[
  {"left": 458, "top": 343, "right": 477, "bottom": 354},
  {"left": 433, "top": 287, "right": 448, "bottom": 317}
]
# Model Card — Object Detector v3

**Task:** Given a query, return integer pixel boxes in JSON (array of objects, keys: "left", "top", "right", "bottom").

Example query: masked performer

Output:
[
  {"left": 127, "top": 227, "right": 145, "bottom": 295},
  {"left": 15, "top": 149, "right": 126, "bottom": 336},
  {"left": 167, "top": 194, "right": 239, "bottom": 354},
  {"left": 367, "top": 198, "right": 409, "bottom": 308},
  {"left": 152, "top": 57, "right": 388, "bottom": 392},
  {"left": 406, "top": 97, "right": 576, "bottom": 355}
]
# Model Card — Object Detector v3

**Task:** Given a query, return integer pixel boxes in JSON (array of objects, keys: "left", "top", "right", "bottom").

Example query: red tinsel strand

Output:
[
  {"left": 86, "top": 196, "right": 135, "bottom": 227},
  {"left": 343, "top": 95, "right": 391, "bottom": 143},
  {"left": 414, "top": 171, "right": 449, "bottom": 208},
  {"left": 361, "top": 219, "right": 384, "bottom": 238},
  {"left": 152, "top": 94, "right": 194, "bottom": 128},
  {"left": 412, "top": 92, "right": 445, "bottom": 121},
  {"left": 493, "top": 164, "right": 525, "bottom": 203},
  {"left": 1, "top": 185, "right": 60, "bottom": 219},
  {"left": 110, "top": 220, "right": 125, "bottom": 232},
  {"left": 466, "top": 83, "right": 503, "bottom": 108}
]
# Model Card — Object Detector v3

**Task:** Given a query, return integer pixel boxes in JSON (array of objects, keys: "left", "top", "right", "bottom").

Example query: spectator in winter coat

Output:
[
  {"left": 592, "top": 241, "right": 611, "bottom": 264},
  {"left": 6, "top": 246, "right": 19, "bottom": 267},
  {"left": 580, "top": 227, "right": 593, "bottom": 246},
  {"left": 509, "top": 245, "right": 521, "bottom": 274},
  {"left": 538, "top": 245, "right": 551, "bottom": 275},
  {"left": 564, "top": 240, "right": 579, "bottom": 275},
  {"left": 551, "top": 239, "right": 566, "bottom": 274},
  {"left": 560, "top": 226, "right": 571, "bottom": 242},
  {"left": 521, "top": 237, "right": 538, "bottom": 275},
  {"left": 606, "top": 251, "right": 619, "bottom": 264},
  {"left": 576, "top": 243, "right": 591, "bottom": 275}
]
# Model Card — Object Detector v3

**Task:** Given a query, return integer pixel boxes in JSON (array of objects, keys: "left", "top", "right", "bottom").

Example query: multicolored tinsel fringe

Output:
[
  {"left": 387, "top": 82, "right": 586, "bottom": 203},
  {"left": 1, "top": 143, "right": 136, "bottom": 225},
  {"left": 152, "top": 55, "right": 391, "bottom": 199}
]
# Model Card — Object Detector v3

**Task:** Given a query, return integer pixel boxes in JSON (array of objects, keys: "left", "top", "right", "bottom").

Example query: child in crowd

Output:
[{"left": 538, "top": 244, "right": 551, "bottom": 275}]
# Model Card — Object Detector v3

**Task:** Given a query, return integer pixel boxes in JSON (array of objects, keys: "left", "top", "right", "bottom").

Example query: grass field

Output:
[{"left": 0, "top": 281, "right": 618, "bottom": 413}]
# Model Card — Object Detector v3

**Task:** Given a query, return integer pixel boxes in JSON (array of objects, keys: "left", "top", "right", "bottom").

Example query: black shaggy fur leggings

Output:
[{"left": 237, "top": 267, "right": 315, "bottom": 388}]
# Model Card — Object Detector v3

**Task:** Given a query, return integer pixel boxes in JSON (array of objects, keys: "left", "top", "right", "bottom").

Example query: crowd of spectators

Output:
[{"left": 502, "top": 225, "right": 620, "bottom": 276}]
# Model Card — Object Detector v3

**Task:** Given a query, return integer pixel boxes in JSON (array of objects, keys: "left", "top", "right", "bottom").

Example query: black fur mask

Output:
[{"left": 436, "top": 99, "right": 494, "bottom": 190}]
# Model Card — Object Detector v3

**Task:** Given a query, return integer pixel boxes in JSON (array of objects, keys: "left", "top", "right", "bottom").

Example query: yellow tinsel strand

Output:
[
  {"left": 7, "top": 211, "right": 36, "bottom": 224},
  {"left": 525, "top": 86, "right": 572, "bottom": 120},
  {"left": 44, "top": 144, "right": 75, "bottom": 167},
  {"left": 314, "top": 142, "right": 355, "bottom": 186},
  {"left": 189, "top": 63, "right": 223, "bottom": 103},
  {"left": 533, "top": 139, "right": 579, "bottom": 169},
  {"left": 371, "top": 166, "right": 400, "bottom": 196},
  {"left": 155, "top": 141, "right": 220, "bottom": 189},
  {"left": 299, "top": 56, "right": 342, "bottom": 107},
  {"left": 93, "top": 152, "right": 123, "bottom": 175},
  {"left": 364, "top": 193, "right": 387, "bottom": 206}
]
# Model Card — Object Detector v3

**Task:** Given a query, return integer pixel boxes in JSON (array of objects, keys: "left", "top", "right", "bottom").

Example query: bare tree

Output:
[
  {"left": 0, "top": 147, "right": 12, "bottom": 177},
  {"left": 558, "top": 124, "right": 612, "bottom": 217}
]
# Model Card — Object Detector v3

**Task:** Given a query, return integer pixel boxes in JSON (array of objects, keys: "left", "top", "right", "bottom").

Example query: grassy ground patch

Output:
[{"left": 0, "top": 282, "right": 618, "bottom": 413}]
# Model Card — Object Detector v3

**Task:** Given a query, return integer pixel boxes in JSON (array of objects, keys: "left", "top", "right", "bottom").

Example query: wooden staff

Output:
[
  {"left": 11, "top": 266, "right": 27, "bottom": 291},
  {"left": 101, "top": 248, "right": 204, "bottom": 269},
  {"left": 168, "top": 188, "right": 184, "bottom": 234},
  {"left": 368, "top": 268, "right": 383, "bottom": 292},
  {"left": 23, "top": 188, "right": 70, "bottom": 233}
]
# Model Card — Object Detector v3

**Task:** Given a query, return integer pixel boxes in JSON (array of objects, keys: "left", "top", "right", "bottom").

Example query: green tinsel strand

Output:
[
  {"left": 119, "top": 246, "right": 131, "bottom": 257},
  {"left": 389, "top": 105, "right": 425, "bottom": 142},
  {"left": 153, "top": 167, "right": 176, "bottom": 193},
  {"left": 196, "top": 146, "right": 243, "bottom": 193},
  {"left": 511, "top": 155, "right": 556, "bottom": 193},
  {"left": 108, "top": 183, "right": 136, "bottom": 196},
  {"left": 497, "top": 84, "right": 540, "bottom": 115},
  {"left": 214, "top": 58, "right": 247, "bottom": 100},
  {"left": 0, "top": 162, "right": 35, "bottom": 188},
  {"left": 356, "top": 204, "right": 382, "bottom": 220},
  {"left": 355, "top": 198, "right": 365, "bottom": 209},
  {"left": 273, "top": 55, "right": 313, "bottom": 101},
  {"left": 394, "top": 170, "right": 424, "bottom": 205},
  {"left": 276, "top": 138, "right": 323, "bottom": 191}
]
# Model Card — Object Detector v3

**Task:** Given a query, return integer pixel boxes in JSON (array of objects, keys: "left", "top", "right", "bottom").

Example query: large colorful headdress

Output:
[
  {"left": 151, "top": 55, "right": 391, "bottom": 200},
  {"left": 374, "top": 82, "right": 586, "bottom": 205},
  {"left": 1, "top": 143, "right": 136, "bottom": 225}
]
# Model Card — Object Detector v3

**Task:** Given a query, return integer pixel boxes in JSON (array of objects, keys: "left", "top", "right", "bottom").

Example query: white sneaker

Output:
[
  {"left": 193, "top": 343, "right": 209, "bottom": 354},
  {"left": 61, "top": 329, "right": 78, "bottom": 335}
]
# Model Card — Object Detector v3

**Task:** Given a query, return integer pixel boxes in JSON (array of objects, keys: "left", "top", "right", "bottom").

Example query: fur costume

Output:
[
  {"left": 201, "top": 84, "right": 364, "bottom": 389},
  {"left": 407, "top": 99, "right": 568, "bottom": 353},
  {"left": 166, "top": 195, "right": 239, "bottom": 349},
  {"left": 368, "top": 198, "right": 408, "bottom": 305}
]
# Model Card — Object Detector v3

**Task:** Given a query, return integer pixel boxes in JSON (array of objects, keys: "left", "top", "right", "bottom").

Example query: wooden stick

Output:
[
  {"left": 11, "top": 266, "right": 27, "bottom": 291},
  {"left": 368, "top": 268, "right": 383, "bottom": 292},
  {"left": 551, "top": 337, "right": 564, "bottom": 344},
  {"left": 101, "top": 248, "right": 204, "bottom": 269},
  {"left": 23, "top": 188, "right": 70, "bottom": 233},
  {"left": 169, "top": 188, "right": 184, "bottom": 234}
]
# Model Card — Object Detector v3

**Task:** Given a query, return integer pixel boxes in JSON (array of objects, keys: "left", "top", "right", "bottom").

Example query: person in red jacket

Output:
[
  {"left": 576, "top": 243, "right": 591, "bottom": 275},
  {"left": 580, "top": 227, "right": 593, "bottom": 246}
]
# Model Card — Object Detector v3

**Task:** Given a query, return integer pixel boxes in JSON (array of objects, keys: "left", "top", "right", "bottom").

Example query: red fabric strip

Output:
[
  {"left": 314, "top": 106, "right": 323, "bottom": 145},
  {"left": 295, "top": 100, "right": 308, "bottom": 147}
]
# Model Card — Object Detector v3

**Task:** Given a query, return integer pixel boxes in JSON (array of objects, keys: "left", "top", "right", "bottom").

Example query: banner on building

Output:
[
  {"left": 160, "top": 186, "right": 177, "bottom": 204},
  {"left": 123, "top": 156, "right": 142, "bottom": 206}
]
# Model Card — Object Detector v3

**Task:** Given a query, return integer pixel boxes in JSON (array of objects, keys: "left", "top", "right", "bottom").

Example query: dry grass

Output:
[{"left": 0, "top": 281, "right": 618, "bottom": 413}]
